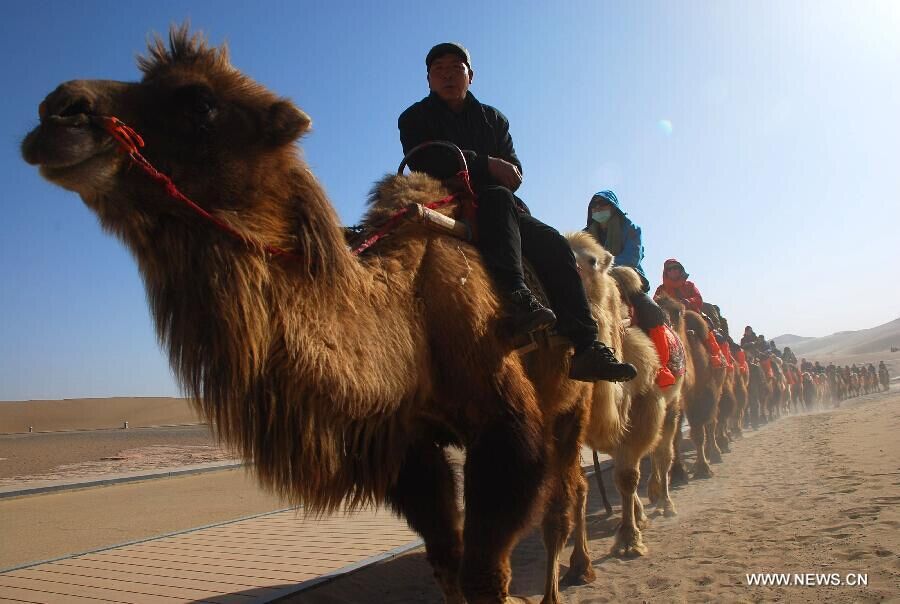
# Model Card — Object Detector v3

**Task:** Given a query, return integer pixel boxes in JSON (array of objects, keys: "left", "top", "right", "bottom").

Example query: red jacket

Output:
[{"left": 655, "top": 278, "right": 703, "bottom": 313}]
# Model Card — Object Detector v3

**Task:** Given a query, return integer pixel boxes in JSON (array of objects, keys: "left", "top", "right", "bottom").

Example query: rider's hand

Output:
[{"left": 488, "top": 157, "right": 523, "bottom": 190}]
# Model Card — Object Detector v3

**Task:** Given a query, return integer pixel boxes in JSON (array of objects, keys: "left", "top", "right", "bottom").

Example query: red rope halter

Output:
[
  {"left": 93, "top": 117, "right": 475, "bottom": 261},
  {"left": 94, "top": 116, "right": 302, "bottom": 260}
]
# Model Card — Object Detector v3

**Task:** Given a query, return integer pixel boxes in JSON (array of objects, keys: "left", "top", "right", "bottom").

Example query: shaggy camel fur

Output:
[
  {"left": 656, "top": 296, "right": 726, "bottom": 479},
  {"left": 566, "top": 232, "right": 684, "bottom": 558},
  {"left": 22, "top": 28, "right": 596, "bottom": 604}
]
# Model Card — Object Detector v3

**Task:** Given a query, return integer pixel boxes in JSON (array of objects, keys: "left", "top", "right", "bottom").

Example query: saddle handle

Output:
[{"left": 398, "top": 141, "right": 469, "bottom": 176}]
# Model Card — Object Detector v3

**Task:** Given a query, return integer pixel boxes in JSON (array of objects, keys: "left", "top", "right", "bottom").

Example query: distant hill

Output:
[
  {"left": 772, "top": 334, "right": 816, "bottom": 348},
  {"left": 776, "top": 318, "right": 900, "bottom": 357}
]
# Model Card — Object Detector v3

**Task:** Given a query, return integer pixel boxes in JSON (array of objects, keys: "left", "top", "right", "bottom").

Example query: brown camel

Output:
[
  {"left": 714, "top": 310, "right": 749, "bottom": 440},
  {"left": 565, "top": 232, "right": 684, "bottom": 560},
  {"left": 21, "top": 28, "right": 597, "bottom": 604},
  {"left": 655, "top": 295, "right": 726, "bottom": 479},
  {"left": 700, "top": 303, "right": 736, "bottom": 456}
]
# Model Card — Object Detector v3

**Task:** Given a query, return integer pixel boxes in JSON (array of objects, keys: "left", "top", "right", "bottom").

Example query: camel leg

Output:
[
  {"left": 706, "top": 422, "right": 723, "bottom": 464},
  {"left": 563, "top": 466, "right": 596, "bottom": 587},
  {"left": 715, "top": 418, "right": 731, "bottom": 454},
  {"left": 649, "top": 404, "right": 679, "bottom": 517},
  {"left": 691, "top": 422, "right": 713, "bottom": 479},
  {"left": 669, "top": 408, "right": 690, "bottom": 486},
  {"left": 541, "top": 407, "right": 595, "bottom": 604},
  {"left": 461, "top": 408, "right": 547, "bottom": 604},
  {"left": 611, "top": 450, "right": 647, "bottom": 557},
  {"left": 634, "top": 493, "right": 649, "bottom": 529},
  {"left": 387, "top": 441, "right": 464, "bottom": 604}
]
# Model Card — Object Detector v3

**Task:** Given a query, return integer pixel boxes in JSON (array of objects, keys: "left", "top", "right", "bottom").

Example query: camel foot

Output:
[
  {"left": 611, "top": 528, "right": 648, "bottom": 558},
  {"left": 692, "top": 463, "right": 714, "bottom": 479},
  {"left": 561, "top": 562, "right": 596, "bottom": 586},
  {"left": 670, "top": 463, "right": 689, "bottom": 486},
  {"left": 718, "top": 440, "right": 731, "bottom": 453},
  {"left": 709, "top": 449, "right": 723, "bottom": 464},
  {"left": 654, "top": 499, "right": 677, "bottom": 517},
  {"left": 636, "top": 514, "right": 650, "bottom": 530}
]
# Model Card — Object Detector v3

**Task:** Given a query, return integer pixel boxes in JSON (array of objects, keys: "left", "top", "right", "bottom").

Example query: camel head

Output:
[
  {"left": 565, "top": 231, "right": 614, "bottom": 303},
  {"left": 656, "top": 294, "right": 685, "bottom": 332},
  {"left": 22, "top": 25, "right": 312, "bottom": 243}
]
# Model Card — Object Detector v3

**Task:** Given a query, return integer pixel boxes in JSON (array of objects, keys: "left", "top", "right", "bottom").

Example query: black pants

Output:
[{"left": 474, "top": 186, "right": 598, "bottom": 348}]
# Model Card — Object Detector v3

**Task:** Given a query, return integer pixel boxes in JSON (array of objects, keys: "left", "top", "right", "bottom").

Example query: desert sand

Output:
[
  {"left": 294, "top": 389, "right": 899, "bottom": 603},
  {"left": 0, "top": 397, "right": 202, "bottom": 434}
]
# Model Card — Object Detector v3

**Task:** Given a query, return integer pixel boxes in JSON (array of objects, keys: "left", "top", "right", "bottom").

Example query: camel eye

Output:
[
  {"left": 173, "top": 84, "right": 218, "bottom": 119},
  {"left": 589, "top": 257, "right": 598, "bottom": 267}
]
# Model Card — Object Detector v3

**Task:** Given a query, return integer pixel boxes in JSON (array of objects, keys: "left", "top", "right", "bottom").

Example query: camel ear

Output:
[
  {"left": 596, "top": 249, "right": 614, "bottom": 273},
  {"left": 265, "top": 100, "right": 311, "bottom": 146}
]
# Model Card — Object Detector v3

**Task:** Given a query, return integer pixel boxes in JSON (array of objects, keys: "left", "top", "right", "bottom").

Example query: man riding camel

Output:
[{"left": 398, "top": 42, "right": 635, "bottom": 383}]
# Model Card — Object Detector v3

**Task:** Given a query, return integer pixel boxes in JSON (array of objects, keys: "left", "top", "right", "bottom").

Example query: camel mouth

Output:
[{"left": 22, "top": 113, "right": 114, "bottom": 172}]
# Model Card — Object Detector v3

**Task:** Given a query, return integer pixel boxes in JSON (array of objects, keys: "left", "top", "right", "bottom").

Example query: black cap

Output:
[{"left": 426, "top": 42, "right": 471, "bottom": 70}]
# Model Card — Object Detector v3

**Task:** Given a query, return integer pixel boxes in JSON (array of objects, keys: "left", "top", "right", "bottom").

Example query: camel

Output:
[
  {"left": 747, "top": 358, "right": 769, "bottom": 427},
  {"left": 801, "top": 372, "right": 817, "bottom": 410},
  {"left": 564, "top": 232, "right": 683, "bottom": 560},
  {"left": 21, "top": 28, "right": 599, "bottom": 604},
  {"left": 700, "top": 303, "right": 738, "bottom": 455},
  {"left": 729, "top": 343, "right": 750, "bottom": 437},
  {"left": 879, "top": 363, "right": 891, "bottom": 392},
  {"left": 655, "top": 295, "right": 726, "bottom": 479},
  {"left": 716, "top": 311, "right": 749, "bottom": 440}
]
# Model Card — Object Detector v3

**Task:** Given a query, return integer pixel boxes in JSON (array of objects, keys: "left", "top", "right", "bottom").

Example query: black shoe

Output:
[
  {"left": 569, "top": 341, "right": 637, "bottom": 383},
  {"left": 507, "top": 288, "right": 556, "bottom": 335}
]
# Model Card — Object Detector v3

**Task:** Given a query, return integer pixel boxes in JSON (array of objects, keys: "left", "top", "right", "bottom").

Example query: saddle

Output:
[{"left": 347, "top": 142, "right": 568, "bottom": 355}]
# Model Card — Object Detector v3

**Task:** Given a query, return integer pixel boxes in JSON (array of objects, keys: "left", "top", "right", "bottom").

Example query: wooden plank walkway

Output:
[
  {"left": 0, "top": 448, "right": 617, "bottom": 603},
  {"left": 0, "top": 507, "right": 420, "bottom": 603}
]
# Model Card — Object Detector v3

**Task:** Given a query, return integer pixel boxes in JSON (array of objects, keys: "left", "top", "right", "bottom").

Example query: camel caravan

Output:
[{"left": 20, "top": 28, "right": 892, "bottom": 604}]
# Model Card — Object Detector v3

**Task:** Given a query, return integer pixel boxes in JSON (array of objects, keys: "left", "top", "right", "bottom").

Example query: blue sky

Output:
[{"left": 2, "top": 1, "right": 898, "bottom": 400}]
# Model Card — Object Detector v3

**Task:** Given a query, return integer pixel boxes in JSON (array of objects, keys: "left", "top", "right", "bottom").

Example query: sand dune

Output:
[{"left": 775, "top": 317, "right": 900, "bottom": 358}]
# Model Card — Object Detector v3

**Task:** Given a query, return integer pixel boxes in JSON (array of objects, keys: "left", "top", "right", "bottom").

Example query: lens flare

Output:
[{"left": 658, "top": 119, "right": 673, "bottom": 136}]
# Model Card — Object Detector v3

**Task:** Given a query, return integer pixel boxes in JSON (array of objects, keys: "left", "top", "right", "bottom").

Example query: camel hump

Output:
[{"left": 609, "top": 265, "right": 644, "bottom": 297}]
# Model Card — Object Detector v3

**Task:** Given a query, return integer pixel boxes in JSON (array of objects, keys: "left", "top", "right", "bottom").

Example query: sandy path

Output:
[
  {"left": 294, "top": 390, "right": 899, "bottom": 603},
  {"left": 0, "top": 425, "right": 236, "bottom": 484}
]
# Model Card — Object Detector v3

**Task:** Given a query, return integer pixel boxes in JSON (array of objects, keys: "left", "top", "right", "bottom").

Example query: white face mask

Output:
[{"left": 591, "top": 209, "right": 612, "bottom": 224}]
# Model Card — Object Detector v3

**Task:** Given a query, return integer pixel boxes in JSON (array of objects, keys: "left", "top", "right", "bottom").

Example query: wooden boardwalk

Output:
[{"left": 0, "top": 507, "right": 420, "bottom": 603}]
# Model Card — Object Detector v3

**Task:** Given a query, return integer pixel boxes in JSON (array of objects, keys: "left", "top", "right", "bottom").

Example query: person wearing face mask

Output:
[
  {"left": 582, "top": 191, "right": 680, "bottom": 387},
  {"left": 584, "top": 191, "right": 649, "bottom": 292}
]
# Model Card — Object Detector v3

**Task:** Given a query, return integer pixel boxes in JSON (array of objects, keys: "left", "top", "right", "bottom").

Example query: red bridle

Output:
[{"left": 93, "top": 116, "right": 474, "bottom": 260}]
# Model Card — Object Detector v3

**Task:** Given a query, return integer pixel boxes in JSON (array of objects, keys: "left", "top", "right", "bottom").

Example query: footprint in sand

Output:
[
  {"left": 872, "top": 495, "right": 900, "bottom": 504},
  {"left": 840, "top": 506, "right": 881, "bottom": 519},
  {"left": 647, "top": 576, "right": 675, "bottom": 589},
  {"left": 842, "top": 550, "right": 875, "bottom": 561}
]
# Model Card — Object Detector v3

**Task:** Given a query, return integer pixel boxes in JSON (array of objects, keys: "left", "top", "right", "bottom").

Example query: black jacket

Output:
[{"left": 398, "top": 91, "right": 523, "bottom": 191}]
